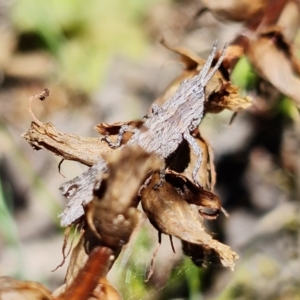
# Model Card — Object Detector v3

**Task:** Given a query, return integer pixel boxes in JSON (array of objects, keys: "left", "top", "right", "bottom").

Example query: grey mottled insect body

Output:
[{"left": 106, "top": 41, "right": 228, "bottom": 186}]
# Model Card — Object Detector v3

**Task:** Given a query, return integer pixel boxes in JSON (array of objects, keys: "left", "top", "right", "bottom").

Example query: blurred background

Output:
[{"left": 0, "top": 0, "right": 300, "bottom": 299}]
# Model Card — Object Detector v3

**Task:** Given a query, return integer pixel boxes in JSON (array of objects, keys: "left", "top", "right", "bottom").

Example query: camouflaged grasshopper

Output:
[{"left": 104, "top": 41, "right": 227, "bottom": 187}]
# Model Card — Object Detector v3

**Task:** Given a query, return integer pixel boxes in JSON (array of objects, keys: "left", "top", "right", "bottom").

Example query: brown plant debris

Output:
[
  {"left": 247, "top": 34, "right": 300, "bottom": 106},
  {"left": 86, "top": 145, "right": 163, "bottom": 249},
  {"left": 22, "top": 121, "right": 113, "bottom": 167},
  {"left": 203, "top": 0, "right": 300, "bottom": 107},
  {"left": 22, "top": 89, "right": 114, "bottom": 166},
  {"left": 55, "top": 147, "right": 162, "bottom": 299},
  {"left": 0, "top": 276, "right": 54, "bottom": 300},
  {"left": 19, "top": 37, "right": 251, "bottom": 298},
  {"left": 141, "top": 173, "right": 238, "bottom": 270}
]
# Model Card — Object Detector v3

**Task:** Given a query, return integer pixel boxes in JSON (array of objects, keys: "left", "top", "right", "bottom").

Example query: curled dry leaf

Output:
[
  {"left": 241, "top": 1, "right": 300, "bottom": 107},
  {"left": 86, "top": 145, "right": 162, "bottom": 248},
  {"left": 160, "top": 37, "right": 205, "bottom": 69},
  {"left": 163, "top": 171, "right": 220, "bottom": 219},
  {"left": 212, "top": 0, "right": 300, "bottom": 107},
  {"left": 141, "top": 173, "right": 238, "bottom": 270},
  {"left": 274, "top": 1, "right": 300, "bottom": 44},
  {"left": 22, "top": 91, "right": 142, "bottom": 167},
  {"left": 22, "top": 122, "right": 113, "bottom": 166},
  {"left": 155, "top": 40, "right": 251, "bottom": 113},
  {"left": 247, "top": 35, "right": 300, "bottom": 106},
  {"left": 60, "top": 145, "right": 162, "bottom": 228},
  {"left": 0, "top": 276, "right": 53, "bottom": 300},
  {"left": 206, "top": 82, "right": 252, "bottom": 113},
  {"left": 60, "top": 124, "right": 215, "bottom": 228},
  {"left": 202, "top": 0, "right": 269, "bottom": 22},
  {"left": 57, "top": 146, "right": 162, "bottom": 299}
]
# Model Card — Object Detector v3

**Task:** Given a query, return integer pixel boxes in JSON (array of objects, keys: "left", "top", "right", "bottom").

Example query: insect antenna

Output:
[{"left": 198, "top": 40, "right": 219, "bottom": 82}]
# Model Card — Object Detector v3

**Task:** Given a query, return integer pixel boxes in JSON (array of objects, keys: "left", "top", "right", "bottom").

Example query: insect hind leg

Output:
[{"left": 183, "top": 130, "right": 202, "bottom": 187}]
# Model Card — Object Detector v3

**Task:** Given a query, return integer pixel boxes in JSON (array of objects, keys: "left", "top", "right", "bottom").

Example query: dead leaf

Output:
[
  {"left": 202, "top": 0, "right": 269, "bottom": 22},
  {"left": 22, "top": 122, "right": 112, "bottom": 166},
  {"left": 0, "top": 276, "right": 53, "bottom": 300},
  {"left": 247, "top": 36, "right": 300, "bottom": 106},
  {"left": 56, "top": 147, "right": 162, "bottom": 299},
  {"left": 160, "top": 37, "right": 204, "bottom": 69},
  {"left": 206, "top": 82, "right": 252, "bottom": 113},
  {"left": 141, "top": 173, "right": 238, "bottom": 270},
  {"left": 201, "top": 0, "right": 300, "bottom": 110},
  {"left": 250, "top": 0, "right": 292, "bottom": 31},
  {"left": 275, "top": 1, "right": 300, "bottom": 44},
  {"left": 164, "top": 171, "right": 221, "bottom": 219},
  {"left": 86, "top": 145, "right": 162, "bottom": 248}
]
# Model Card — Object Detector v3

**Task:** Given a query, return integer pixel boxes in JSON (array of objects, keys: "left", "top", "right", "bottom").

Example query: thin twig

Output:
[{"left": 27, "top": 88, "right": 50, "bottom": 126}]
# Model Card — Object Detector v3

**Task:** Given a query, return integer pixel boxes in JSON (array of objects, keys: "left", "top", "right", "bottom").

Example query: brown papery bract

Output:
[
  {"left": 247, "top": 34, "right": 300, "bottom": 106},
  {"left": 141, "top": 173, "right": 238, "bottom": 270},
  {"left": 22, "top": 121, "right": 113, "bottom": 166},
  {"left": 0, "top": 276, "right": 54, "bottom": 300},
  {"left": 86, "top": 145, "right": 162, "bottom": 248},
  {"left": 202, "top": 0, "right": 269, "bottom": 22}
]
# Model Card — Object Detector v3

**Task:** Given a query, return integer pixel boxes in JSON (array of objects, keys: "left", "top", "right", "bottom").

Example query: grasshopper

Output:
[{"left": 104, "top": 41, "right": 227, "bottom": 186}]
